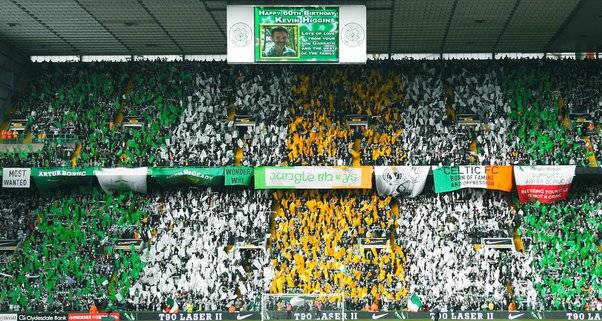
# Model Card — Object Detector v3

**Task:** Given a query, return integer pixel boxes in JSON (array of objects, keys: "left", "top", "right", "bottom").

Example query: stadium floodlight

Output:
[{"left": 261, "top": 293, "right": 345, "bottom": 321}]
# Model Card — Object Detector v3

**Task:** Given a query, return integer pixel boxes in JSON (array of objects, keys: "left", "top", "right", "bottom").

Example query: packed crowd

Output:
[
  {"left": 270, "top": 190, "right": 407, "bottom": 310},
  {"left": 396, "top": 190, "right": 532, "bottom": 311},
  {"left": 128, "top": 189, "right": 273, "bottom": 311},
  {"left": 2, "top": 59, "right": 600, "bottom": 168},
  {"left": 0, "top": 189, "right": 149, "bottom": 312},
  {"left": 1, "top": 58, "right": 601, "bottom": 313},
  {"left": 519, "top": 186, "right": 602, "bottom": 311}
]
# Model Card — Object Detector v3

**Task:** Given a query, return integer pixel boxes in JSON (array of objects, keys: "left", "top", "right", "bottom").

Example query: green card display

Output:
[{"left": 255, "top": 7, "right": 339, "bottom": 63}]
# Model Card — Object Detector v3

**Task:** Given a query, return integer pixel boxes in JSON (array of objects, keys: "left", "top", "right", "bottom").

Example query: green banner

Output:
[
  {"left": 254, "top": 7, "right": 339, "bottom": 63},
  {"left": 432, "top": 166, "right": 459, "bottom": 193},
  {"left": 31, "top": 167, "right": 97, "bottom": 193},
  {"left": 151, "top": 167, "right": 224, "bottom": 187},
  {"left": 224, "top": 166, "right": 254, "bottom": 186}
]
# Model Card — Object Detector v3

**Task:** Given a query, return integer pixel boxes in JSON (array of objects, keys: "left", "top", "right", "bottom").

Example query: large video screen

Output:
[
  {"left": 227, "top": 5, "right": 365, "bottom": 64},
  {"left": 254, "top": 7, "right": 339, "bottom": 63}
]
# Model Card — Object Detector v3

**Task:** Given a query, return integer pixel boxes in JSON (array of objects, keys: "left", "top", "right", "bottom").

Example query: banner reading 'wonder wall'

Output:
[
  {"left": 374, "top": 166, "right": 429, "bottom": 197},
  {"left": 433, "top": 165, "right": 513, "bottom": 193},
  {"left": 514, "top": 166, "right": 575, "bottom": 203},
  {"left": 224, "top": 166, "right": 253, "bottom": 186},
  {"left": 254, "top": 166, "right": 372, "bottom": 189}
]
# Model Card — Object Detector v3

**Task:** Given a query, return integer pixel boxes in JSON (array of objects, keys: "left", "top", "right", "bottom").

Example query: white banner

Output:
[
  {"left": 374, "top": 166, "right": 429, "bottom": 197},
  {"left": 255, "top": 166, "right": 372, "bottom": 189},
  {"left": 514, "top": 166, "right": 575, "bottom": 203},
  {"left": 2, "top": 168, "right": 31, "bottom": 188},
  {"left": 94, "top": 167, "right": 148, "bottom": 194},
  {"left": 0, "top": 314, "right": 17, "bottom": 321}
]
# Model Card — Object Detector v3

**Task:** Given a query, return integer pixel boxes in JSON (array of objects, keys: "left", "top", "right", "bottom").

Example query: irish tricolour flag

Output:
[
  {"left": 433, "top": 165, "right": 513, "bottom": 193},
  {"left": 407, "top": 293, "right": 422, "bottom": 312}
]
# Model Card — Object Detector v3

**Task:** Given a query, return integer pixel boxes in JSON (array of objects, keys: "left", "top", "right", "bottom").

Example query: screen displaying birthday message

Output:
[{"left": 254, "top": 7, "right": 339, "bottom": 63}]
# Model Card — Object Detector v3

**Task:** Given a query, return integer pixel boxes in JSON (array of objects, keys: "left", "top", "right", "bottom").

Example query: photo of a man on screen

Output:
[{"left": 264, "top": 27, "right": 297, "bottom": 57}]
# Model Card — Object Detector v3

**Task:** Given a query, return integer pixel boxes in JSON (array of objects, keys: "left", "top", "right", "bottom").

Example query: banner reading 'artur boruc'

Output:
[
  {"left": 514, "top": 165, "right": 575, "bottom": 203},
  {"left": 254, "top": 166, "right": 372, "bottom": 189},
  {"left": 374, "top": 166, "right": 429, "bottom": 197}
]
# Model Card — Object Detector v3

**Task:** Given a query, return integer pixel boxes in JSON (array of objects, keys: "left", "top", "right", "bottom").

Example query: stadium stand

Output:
[
  {"left": 270, "top": 190, "right": 407, "bottom": 311},
  {"left": 396, "top": 190, "right": 532, "bottom": 311},
  {"left": 519, "top": 186, "right": 602, "bottom": 311},
  {"left": 1, "top": 59, "right": 601, "bottom": 313},
  {"left": 129, "top": 189, "right": 272, "bottom": 311},
  {"left": 0, "top": 189, "right": 148, "bottom": 312}
]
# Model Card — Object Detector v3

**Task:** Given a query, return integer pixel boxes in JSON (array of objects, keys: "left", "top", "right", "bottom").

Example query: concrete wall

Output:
[{"left": 0, "top": 42, "right": 29, "bottom": 122}]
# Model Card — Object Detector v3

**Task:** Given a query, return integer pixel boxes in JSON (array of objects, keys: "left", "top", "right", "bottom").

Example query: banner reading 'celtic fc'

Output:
[
  {"left": 374, "top": 166, "right": 430, "bottom": 197},
  {"left": 433, "top": 165, "right": 513, "bottom": 193},
  {"left": 254, "top": 166, "right": 372, "bottom": 189}
]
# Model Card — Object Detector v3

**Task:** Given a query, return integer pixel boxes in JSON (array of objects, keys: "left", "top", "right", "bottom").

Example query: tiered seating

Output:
[
  {"left": 519, "top": 187, "right": 602, "bottom": 310},
  {"left": 129, "top": 189, "right": 272, "bottom": 311},
  {"left": 502, "top": 65, "right": 587, "bottom": 166},
  {"left": 0, "top": 189, "right": 147, "bottom": 311},
  {"left": 270, "top": 190, "right": 407, "bottom": 310},
  {"left": 396, "top": 190, "right": 530, "bottom": 310},
  {"left": 233, "top": 66, "right": 292, "bottom": 166}
]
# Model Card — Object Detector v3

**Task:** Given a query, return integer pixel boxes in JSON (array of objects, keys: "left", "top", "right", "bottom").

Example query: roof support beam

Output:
[
  {"left": 137, "top": 0, "right": 185, "bottom": 54},
  {"left": 439, "top": 0, "right": 459, "bottom": 53},
  {"left": 387, "top": 0, "right": 395, "bottom": 59},
  {"left": 10, "top": 0, "right": 80, "bottom": 54},
  {"left": 73, "top": 0, "right": 132, "bottom": 54},
  {"left": 200, "top": 0, "right": 226, "bottom": 40},
  {"left": 544, "top": 0, "right": 585, "bottom": 52},
  {"left": 492, "top": 0, "right": 521, "bottom": 53}
]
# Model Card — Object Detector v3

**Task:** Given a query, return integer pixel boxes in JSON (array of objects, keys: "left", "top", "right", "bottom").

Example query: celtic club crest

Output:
[
  {"left": 341, "top": 22, "right": 365, "bottom": 47},
  {"left": 229, "top": 22, "right": 252, "bottom": 47}
]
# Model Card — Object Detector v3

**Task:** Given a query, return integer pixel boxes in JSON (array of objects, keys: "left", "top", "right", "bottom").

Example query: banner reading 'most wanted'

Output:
[{"left": 254, "top": 166, "right": 372, "bottom": 189}]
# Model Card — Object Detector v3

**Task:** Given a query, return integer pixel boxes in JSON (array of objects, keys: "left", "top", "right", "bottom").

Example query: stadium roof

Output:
[{"left": 0, "top": 0, "right": 600, "bottom": 56}]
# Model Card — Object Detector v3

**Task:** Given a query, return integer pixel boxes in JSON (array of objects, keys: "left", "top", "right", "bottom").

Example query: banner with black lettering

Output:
[
  {"left": 514, "top": 165, "right": 575, "bottom": 203},
  {"left": 433, "top": 165, "right": 513, "bottom": 193},
  {"left": 224, "top": 166, "right": 253, "bottom": 186},
  {"left": 2, "top": 168, "right": 31, "bottom": 188},
  {"left": 374, "top": 166, "right": 429, "bottom": 197}
]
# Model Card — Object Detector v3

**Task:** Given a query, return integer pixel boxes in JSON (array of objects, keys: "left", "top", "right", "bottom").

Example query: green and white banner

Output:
[
  {"left": 94, "top": 167, "right": 148, "bottom": 194},
  {"left": 254, "top": 166, "right": 372, "bottom": 189},
  {"left": 150, "top": 167, "right": 224, "bottom": 187},
  {"left": 32, "top": 168, "right": 97, "bottom": 193},
  {"left": 224, "top": 166, "right": 254, "bottom": 186}
]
